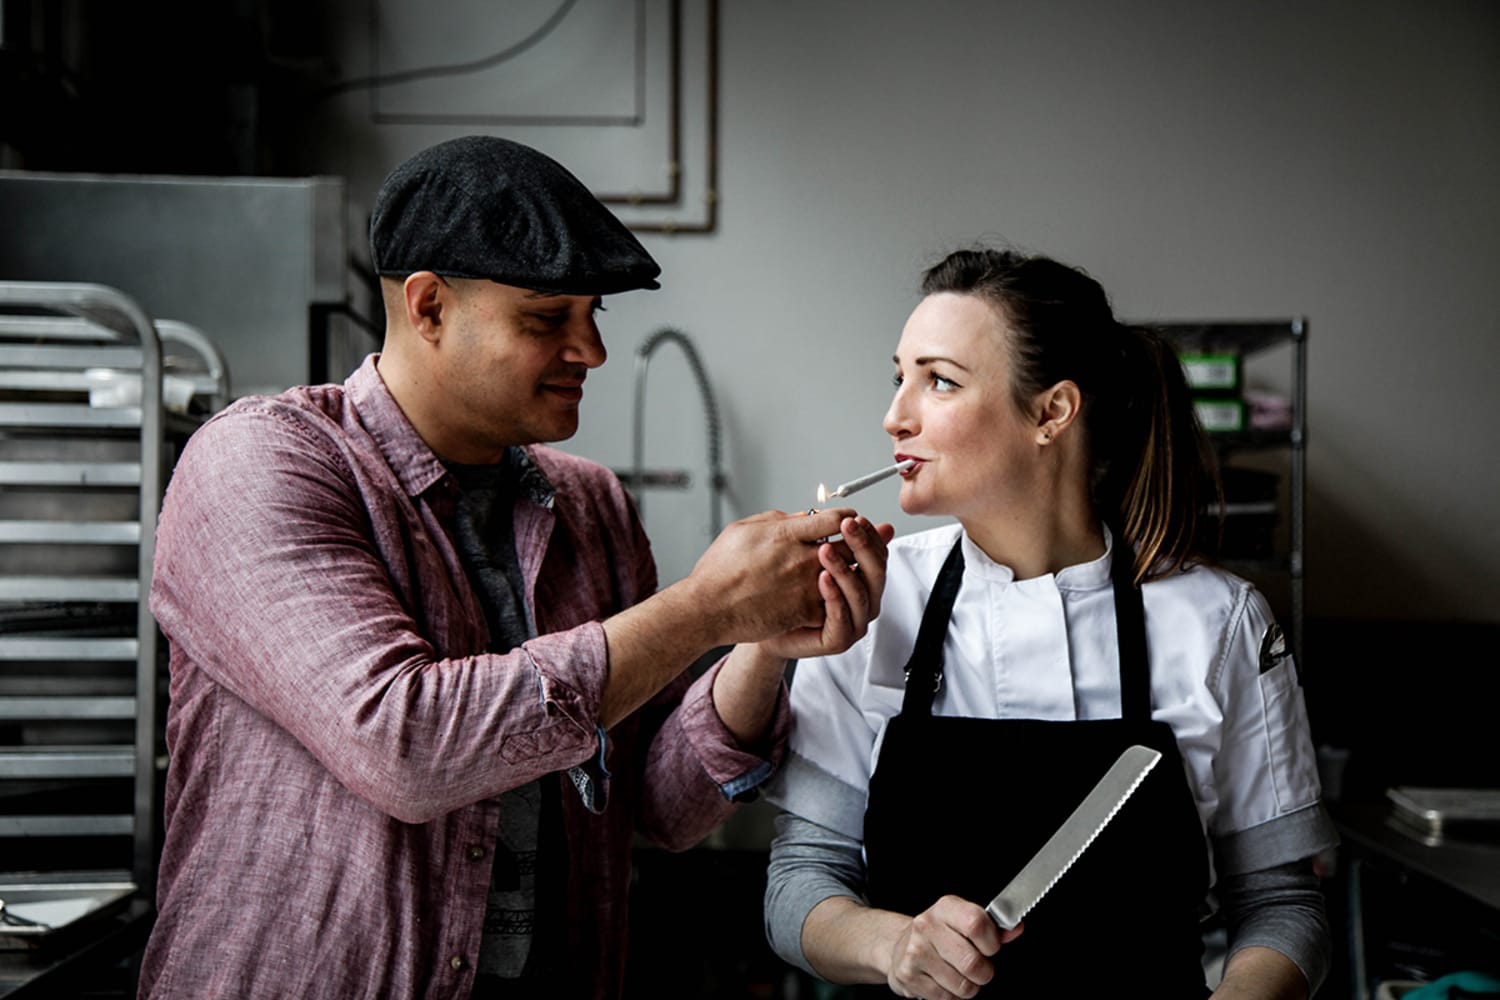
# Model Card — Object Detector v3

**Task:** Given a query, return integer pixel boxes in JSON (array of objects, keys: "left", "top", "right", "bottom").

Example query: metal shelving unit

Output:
[
  {"left": 1154, "top": 319, "right": 1308, "bottom": 667},
  {"left": 0, "top": 281, "right": 226, "bottom": 934}
]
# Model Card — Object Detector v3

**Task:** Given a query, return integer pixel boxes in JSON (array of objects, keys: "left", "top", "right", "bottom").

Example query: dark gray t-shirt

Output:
[{"left": 446, "top": 451, "right": 555, "bottom": 992}]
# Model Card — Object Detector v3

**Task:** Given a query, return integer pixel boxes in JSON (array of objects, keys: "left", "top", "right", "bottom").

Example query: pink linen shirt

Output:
[{"left": 139, "top": 355, "right": 788, "bottom": 999}]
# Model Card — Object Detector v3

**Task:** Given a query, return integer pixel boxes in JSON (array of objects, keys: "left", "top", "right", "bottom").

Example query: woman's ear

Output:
[
  {"left": 402, "top": 271, "right": 448, "bottom": 344},
  {"left": 1036, "top": 380, "right": 1082, "bottom": 445}
]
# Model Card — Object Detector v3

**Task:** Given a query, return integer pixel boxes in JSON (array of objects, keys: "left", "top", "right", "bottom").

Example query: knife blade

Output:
[{"left": 984, "top": 744, "right": 1162, "bottom": 930}]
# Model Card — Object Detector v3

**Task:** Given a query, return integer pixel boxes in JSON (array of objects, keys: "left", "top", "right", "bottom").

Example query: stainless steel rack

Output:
[
  {"left": 1154, "top": 319, "right": 1308, "bottom": 668},
  {"left": 0, "top": 281, "right": 226, "bottom": 933}
]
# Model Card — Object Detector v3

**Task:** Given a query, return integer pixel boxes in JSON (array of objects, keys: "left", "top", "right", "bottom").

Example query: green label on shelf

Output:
[
  {"left": 1194, "top": 398, "right": 1246, "bottom": 432},
  {"left": 1179, "top": 352, "right": 1241, "bottom": 391}
]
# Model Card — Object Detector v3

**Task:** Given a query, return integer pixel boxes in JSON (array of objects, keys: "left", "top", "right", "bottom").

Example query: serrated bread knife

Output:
[{"left": 984, "top": 744, "right": 1162, "bottom": 930}]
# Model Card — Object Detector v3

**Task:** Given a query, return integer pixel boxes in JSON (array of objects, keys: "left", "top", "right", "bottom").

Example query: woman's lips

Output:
[{"left": 895, "top": 456, "right": 924, "bottom": 476}]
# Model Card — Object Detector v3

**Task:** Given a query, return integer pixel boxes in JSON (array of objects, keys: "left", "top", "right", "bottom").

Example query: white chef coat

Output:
[{"left": 764, "top": 522, "right": 1330, "bottom": 882}]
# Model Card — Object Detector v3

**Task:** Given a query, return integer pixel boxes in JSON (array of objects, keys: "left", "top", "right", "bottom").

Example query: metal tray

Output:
[
  {"left": 1387, "top": 786, "right": 1500, "bottom": 840},
  {"left": 0, "top": 879, "right": 136, "bottom": 948}
]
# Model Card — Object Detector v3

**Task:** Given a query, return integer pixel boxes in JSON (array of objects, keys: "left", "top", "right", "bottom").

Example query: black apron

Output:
[{"left": 861, "top": 535, "right": 1211, "bottom": 997}]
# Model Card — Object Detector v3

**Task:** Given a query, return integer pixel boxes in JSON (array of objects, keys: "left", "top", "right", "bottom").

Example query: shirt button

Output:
[
  {"left": 468, "top": 845, "right": 486, "bottom": 861},
  {"left": 450, "top": 955, "right": 466, "bottom": 971}
]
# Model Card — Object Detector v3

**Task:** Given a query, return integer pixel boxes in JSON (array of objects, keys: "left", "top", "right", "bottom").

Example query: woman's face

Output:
[{"left": 883, "top": 291, "right": 1039, "bottom": 522}]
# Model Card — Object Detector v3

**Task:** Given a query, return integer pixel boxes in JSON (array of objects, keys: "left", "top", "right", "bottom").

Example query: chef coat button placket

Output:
[
  {"left": 467, "top": 845, "right": 486, "bottom": 861},
  {"left": 450, "top": 955, "right": 466, "bottom": 971}
]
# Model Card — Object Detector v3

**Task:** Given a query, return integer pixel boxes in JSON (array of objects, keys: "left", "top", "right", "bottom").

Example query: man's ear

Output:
[
  {"left": 402, "top": 271, "right": 447, "bottom": 344},
  {"left": 1035, "top": 379, "right": 1082, "bottom": 445}
]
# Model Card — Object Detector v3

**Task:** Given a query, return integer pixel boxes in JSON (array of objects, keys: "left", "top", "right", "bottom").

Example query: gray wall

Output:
[{"left": 306, "top": 0, "right": 1499, "bottom": 623}]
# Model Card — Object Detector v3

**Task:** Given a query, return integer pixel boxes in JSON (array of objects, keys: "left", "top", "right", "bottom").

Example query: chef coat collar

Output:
[{"left": 956, "top": 522, "right": 1115, "bottom": 592}]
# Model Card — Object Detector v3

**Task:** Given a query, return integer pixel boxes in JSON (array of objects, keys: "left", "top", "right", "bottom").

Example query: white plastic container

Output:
[{"left": 83, "top": 368, "right": 196, "bottom": 413}]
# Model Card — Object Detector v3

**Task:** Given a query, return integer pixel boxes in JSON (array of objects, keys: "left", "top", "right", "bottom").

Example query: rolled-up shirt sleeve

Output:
[
  {"left": 764, "top": 811, "right": 869, "bottom": 976},
  {"left": 682, "top": 654, "right": 791, "bottom": 799},
  {"left": 1215, "top": 858, "right": 1332, "bottom": 994},
  {"left": 628, "top": 655, "right": 790, "bottom": 851}
]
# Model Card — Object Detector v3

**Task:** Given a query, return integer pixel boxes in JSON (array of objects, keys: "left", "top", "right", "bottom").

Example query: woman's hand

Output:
[{"left": 885, "top": 895, "right": 1023, "bottom": 1000}]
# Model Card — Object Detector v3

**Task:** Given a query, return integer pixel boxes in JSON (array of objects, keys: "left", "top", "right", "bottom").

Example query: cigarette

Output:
[{"left": 826, "top": 459, "right": 916, "bottom": 499}]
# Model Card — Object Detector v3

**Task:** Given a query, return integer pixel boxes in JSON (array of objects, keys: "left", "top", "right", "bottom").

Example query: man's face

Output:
[{"left": 432, "top": 278, "right": 607, "bottom": 458}]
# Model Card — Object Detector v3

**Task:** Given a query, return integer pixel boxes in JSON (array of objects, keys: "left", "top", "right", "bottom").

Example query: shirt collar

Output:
[
  {"left": 346, "top": 355, "right": 558, "bottom": 506},
  {"left": 958, "top": 522, "right": 1116, "bottom": 591},
  {"left": 1061, "top": 522, "right": 1116, "bottom": 591},
  {"left": 346, "top": 355, "right": 449, "bottom": 498}
]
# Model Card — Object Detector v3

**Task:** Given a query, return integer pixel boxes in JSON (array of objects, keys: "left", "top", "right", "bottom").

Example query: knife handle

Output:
[{"left": 985, "top": 898, "right": 1023, "bottom": 930}]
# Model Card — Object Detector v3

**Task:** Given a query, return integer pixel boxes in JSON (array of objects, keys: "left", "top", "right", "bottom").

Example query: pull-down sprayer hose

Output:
[{"left": 631, "top": 328, "right": 725, "bottom": 534}]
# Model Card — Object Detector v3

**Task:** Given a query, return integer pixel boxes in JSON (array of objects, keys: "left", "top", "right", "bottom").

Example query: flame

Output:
[{"left": 815, "top": 483, "right": 828, "bottom": 504}]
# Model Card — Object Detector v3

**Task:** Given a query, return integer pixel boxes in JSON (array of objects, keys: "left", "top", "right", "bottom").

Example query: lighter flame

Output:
[{"left": 815, "top": 483, "right": 828, "bottom": 504}]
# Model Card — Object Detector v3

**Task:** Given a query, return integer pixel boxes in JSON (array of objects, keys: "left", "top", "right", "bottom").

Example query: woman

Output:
[{"left": 761, "top": 247, "right": 1337, "bottom": 1000}]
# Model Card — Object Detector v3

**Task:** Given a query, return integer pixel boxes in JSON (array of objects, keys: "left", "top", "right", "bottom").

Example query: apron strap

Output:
[
  {"left": 898, "top": 537, "right": 966, "bottom": 717},
  {"left": 1108, "top": 524, "right": 1152, "bottom": 724}
]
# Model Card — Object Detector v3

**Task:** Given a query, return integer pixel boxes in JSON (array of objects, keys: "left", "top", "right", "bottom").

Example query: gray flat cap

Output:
[{"left": 369, "top": 135, "right": 660, "bottom": 296}]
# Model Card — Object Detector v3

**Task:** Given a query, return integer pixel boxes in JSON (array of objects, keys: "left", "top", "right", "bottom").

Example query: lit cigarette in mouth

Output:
[{"left": 815, "top": 459, "right": 917, "bottom": 505}]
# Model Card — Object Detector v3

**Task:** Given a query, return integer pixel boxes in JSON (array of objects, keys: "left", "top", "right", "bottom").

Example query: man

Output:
[{"left": 138, "top": 135, "right": 892, "bottom": 999}]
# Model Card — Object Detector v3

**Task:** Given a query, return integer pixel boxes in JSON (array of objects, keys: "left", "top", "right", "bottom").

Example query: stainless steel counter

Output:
[{"left": 0, "top": 895, "right": 152, "bottom": 999}]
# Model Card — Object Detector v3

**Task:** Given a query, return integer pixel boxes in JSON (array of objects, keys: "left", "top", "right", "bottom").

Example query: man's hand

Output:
[
  {"left": 712, "top": 514, "right": 894, "bottom": 745},
  {"left": 755, "top": 514, "right": 895, "bottom": 660},
  {"left": 600, "top": 507, "right": 882, "bottom": 730},
  {"left": 685, "top": 507, "right": 869, "bottom": 645}
]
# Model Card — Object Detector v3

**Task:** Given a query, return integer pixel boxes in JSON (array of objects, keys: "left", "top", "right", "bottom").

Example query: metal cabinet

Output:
[
  {"left": 1154, "top": 319, "right": 1308, "bottom": 666},
  {"left": 0, "top": 281, "right": 226, "bottom": 943}
]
